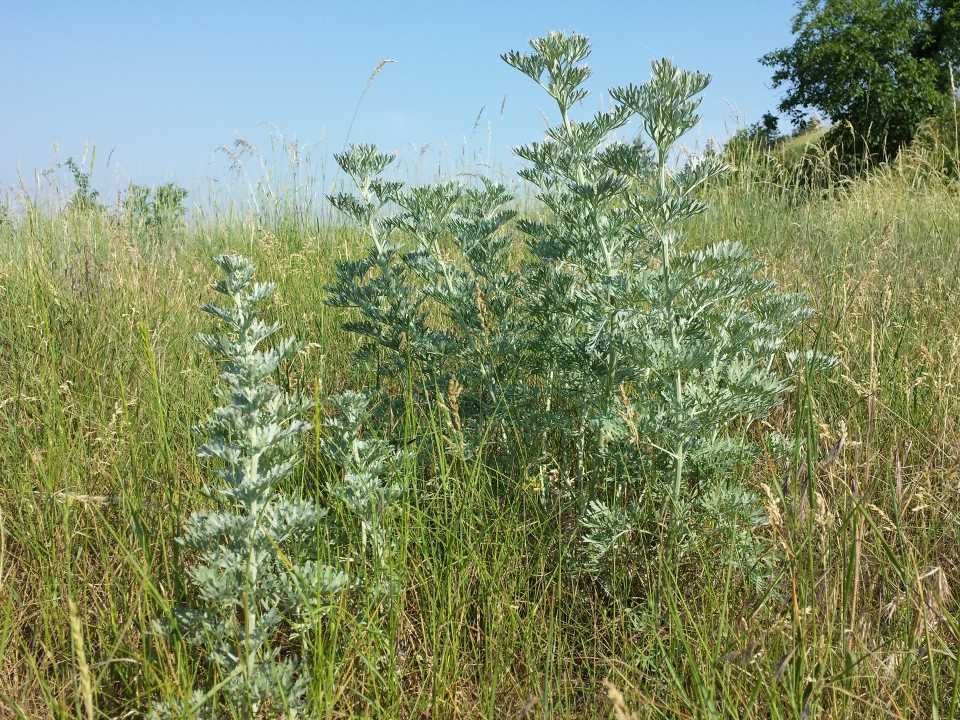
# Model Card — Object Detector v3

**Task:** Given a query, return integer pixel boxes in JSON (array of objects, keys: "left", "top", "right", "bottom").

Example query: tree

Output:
[{"left": 762, "top": 0, "right": 960, "bottom": 161}]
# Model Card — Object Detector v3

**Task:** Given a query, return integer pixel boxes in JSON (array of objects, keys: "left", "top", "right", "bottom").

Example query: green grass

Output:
[{"left": 2, "top": 143, "right": 960, "bottom": 718}]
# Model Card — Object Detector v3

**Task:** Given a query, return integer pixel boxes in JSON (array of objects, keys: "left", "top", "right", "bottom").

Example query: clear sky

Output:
[{"left": 1, "top": 0, "right": 798, "bottom": 197}]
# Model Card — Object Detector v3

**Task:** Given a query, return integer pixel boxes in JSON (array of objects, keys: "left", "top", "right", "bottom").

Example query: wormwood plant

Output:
[
  {"left": 327, "top": 32, "right": 834, "bottom": 590},
  {"left": 320, "top": 390, "right": 405, "bottom": 598},
  {"left": 64, "top": 156, "right": 101, "bottom": 212},
  {"left": 126, "top": 182, "right": 189, "bottom": 241},
  {"left": 503, "top": 34, "right": 835, "bottom": 585},
  {"left": 151, "top": 255, "right": 348, "bottom": 720},
  {"left": 327, "top": 149, "right": 524, "bottom": 459}
]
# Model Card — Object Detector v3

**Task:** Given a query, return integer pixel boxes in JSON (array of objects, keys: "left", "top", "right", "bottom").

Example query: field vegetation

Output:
[{"left": 3, "top": 32, "right": 960, "bottom": 719}]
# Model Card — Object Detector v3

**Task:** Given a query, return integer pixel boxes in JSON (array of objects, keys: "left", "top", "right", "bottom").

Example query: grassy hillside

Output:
[{"left": 1, "top": 142, "right": 959, "bottom": 718}]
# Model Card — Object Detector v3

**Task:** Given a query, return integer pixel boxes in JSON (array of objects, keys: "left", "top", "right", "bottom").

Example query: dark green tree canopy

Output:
[{"left": 762, "top": 0, "right": 960, "bottom": 159}]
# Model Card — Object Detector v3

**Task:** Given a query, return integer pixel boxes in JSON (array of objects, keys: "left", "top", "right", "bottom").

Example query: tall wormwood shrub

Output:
[
  {"left": 151, "top": 255, "right": 347, "bottom": 720},
  {"left": 505, "top": 32, "right": 834, "bottom": 585},
  {"left": 327, "top": 32, "right": 834, "bottom": 589}
]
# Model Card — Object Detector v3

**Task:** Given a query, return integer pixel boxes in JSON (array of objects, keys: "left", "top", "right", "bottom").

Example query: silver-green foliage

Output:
[
  {"left": 321, "top": 390, "right": 405, "bottom": 597},
  {"left": 327, "top": 32, "right": 836, "bottom": 588},
  {"left": 327, "top": 153, "right": 523, "bottom": 457},
  {"left": 152, "top": 255, "right": 347, "bottom": 719},
  {"left": 509, "top": 38, "right": 795, "bottom": 472},
  {"left": 504, "top": 35, "right": 832, "bottom": 582}
]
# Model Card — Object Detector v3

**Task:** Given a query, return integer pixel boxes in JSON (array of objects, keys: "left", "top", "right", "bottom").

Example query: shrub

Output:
[
  {"left": 328, "top": 32, "right": 833, "bottom": 593},
  {"left": 320, "top": 390, "right": 406, "bottom": 598},
  {"left": 125, "top": 182, "right": 189, "bottom": 240},
  {"left": 151, "top": 254, "right": 407, "bottom": 716},
  {"left": 326, "top": 150, "right": 523, "bottom": 461},
  {"left": 151, "top": 255, "right": 348, "bottom": 719},
  {"left": 65, "top": 157, "right": 101, "bottom": 212}
]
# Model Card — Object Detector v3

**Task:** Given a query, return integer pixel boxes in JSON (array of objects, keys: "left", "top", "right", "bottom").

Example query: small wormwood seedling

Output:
[
  {"left": 151, "top": 255, "right": 349, "bottom": 720},
  {"left": 328, "top": 33, "right": 835, "bottom": 593},
  {"left": 320, "top": 390, "right": 406, "bottom": 599}
]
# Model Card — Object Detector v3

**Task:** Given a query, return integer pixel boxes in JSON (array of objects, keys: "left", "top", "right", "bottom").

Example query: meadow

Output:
[{"left": 3, "top": 45, "right": 960, "bottom": 719}]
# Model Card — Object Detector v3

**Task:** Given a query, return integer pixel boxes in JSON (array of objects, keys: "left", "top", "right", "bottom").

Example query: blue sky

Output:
[{"left": 1, "top": 0, "right": 798, "bottom": 196}]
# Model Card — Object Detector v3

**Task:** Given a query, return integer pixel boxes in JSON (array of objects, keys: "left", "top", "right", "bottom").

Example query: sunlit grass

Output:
[{"left": 1, "top": 137, "right": 959, "bottom": 718}]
